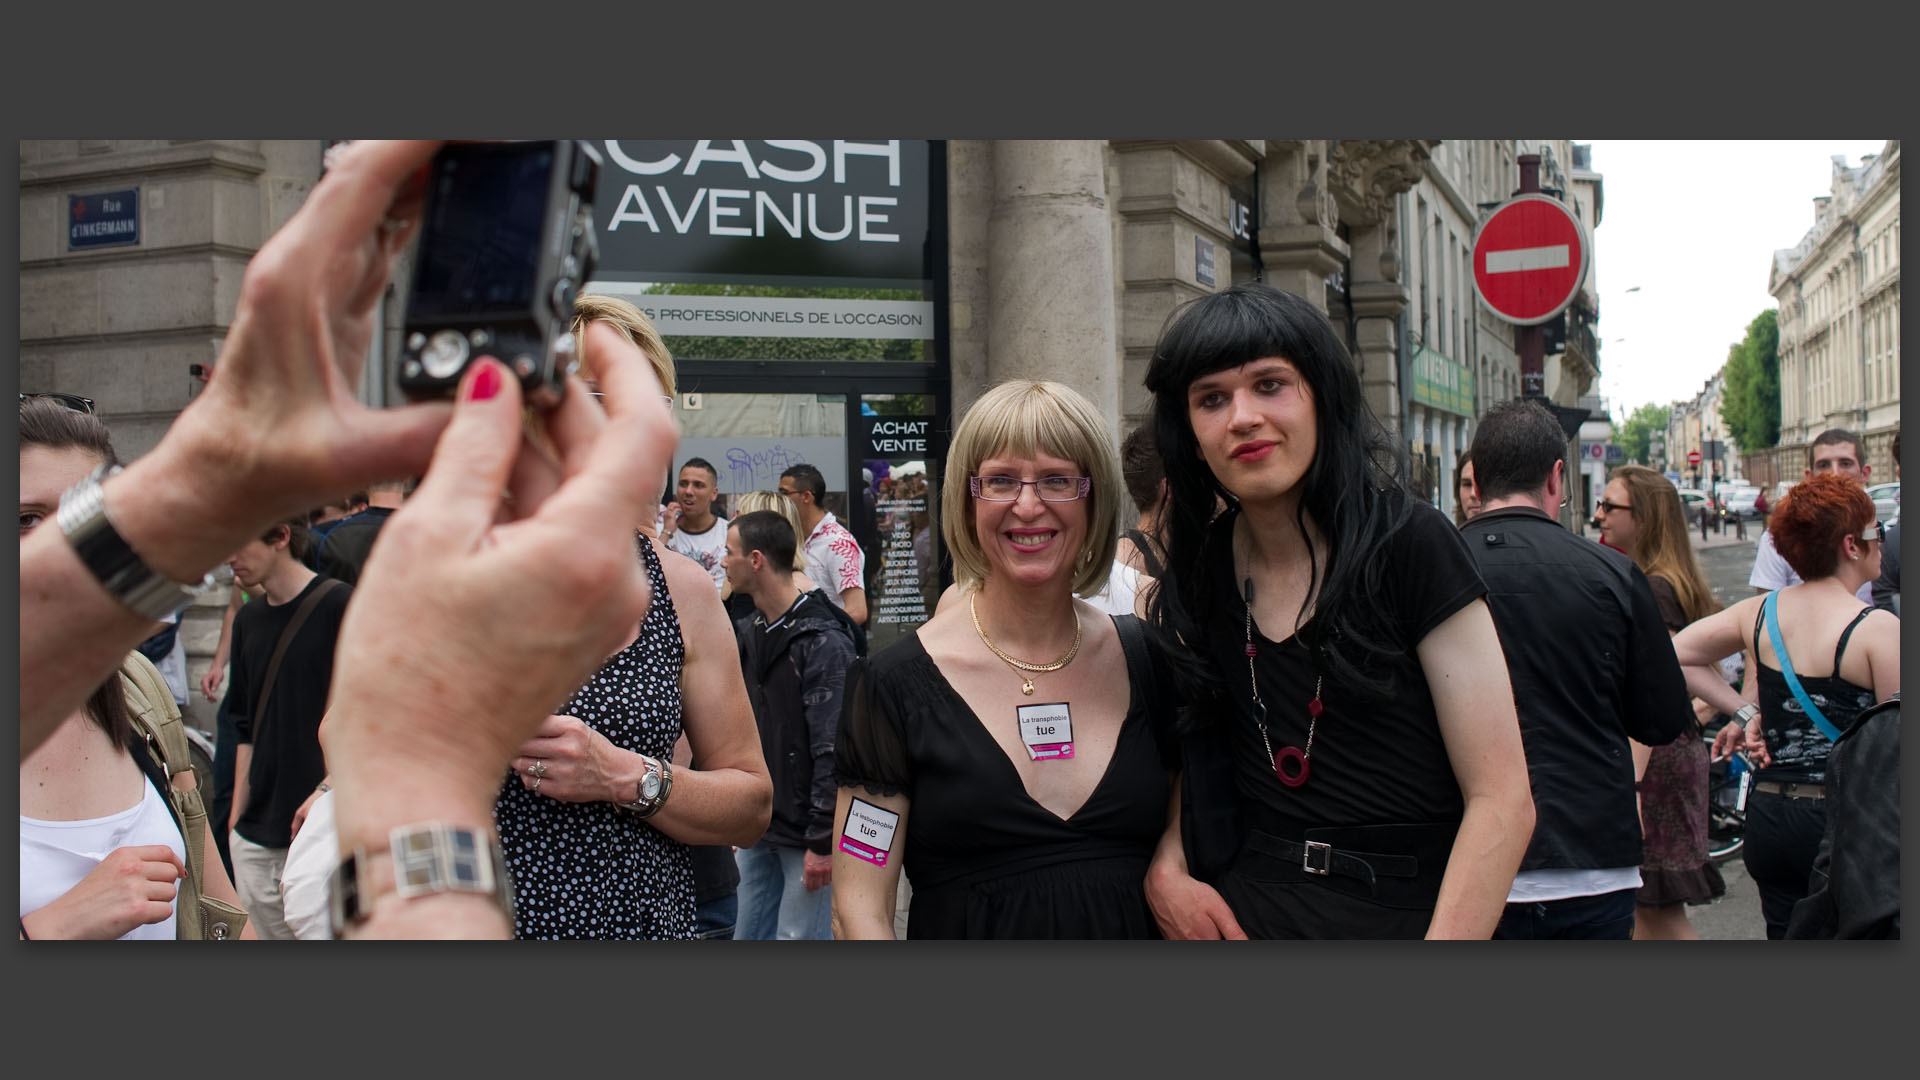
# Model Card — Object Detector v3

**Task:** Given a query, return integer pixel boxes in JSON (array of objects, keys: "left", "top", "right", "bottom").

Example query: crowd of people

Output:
[{"left": 18, "top": 140, "right": 1899, "bottom": 941}]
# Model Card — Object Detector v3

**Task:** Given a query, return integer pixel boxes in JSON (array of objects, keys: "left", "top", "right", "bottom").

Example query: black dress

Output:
[
  {"left": 494, "top": 540, "right": 696, "bottom": 939},
  {"left": 834, "top": 615, "right": 1174, "bottom": 939},
  {"left": 1194, "top": 499, "right": 1486, "bottom": 938}
]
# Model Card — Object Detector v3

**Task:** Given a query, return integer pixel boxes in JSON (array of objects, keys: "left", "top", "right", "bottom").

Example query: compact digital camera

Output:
[{"left": 398, "top": 140, "right": 602, "bottom": 409}]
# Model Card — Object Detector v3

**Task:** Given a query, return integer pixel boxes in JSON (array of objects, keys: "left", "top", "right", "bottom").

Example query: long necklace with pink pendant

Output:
[{"left": 1243, "top": 577, "right": 1323, "bottom": 788}]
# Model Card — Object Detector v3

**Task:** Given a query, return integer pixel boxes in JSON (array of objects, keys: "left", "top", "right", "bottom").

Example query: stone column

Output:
[
  {"left": 945, "top": 140, "right": 994, "bottom": 418},
  {"left": 1326, "top": 140, "right": 1435, "bottom": 436},
  {"left": 984, "top": 141, "right": 1119, "bottom": 423},
  {"left": 1111, "top": 140, "right": 1262, "bottom": 428},
  {"left": 1257, "top": 140, "right": 1345, "bottom": 311}
]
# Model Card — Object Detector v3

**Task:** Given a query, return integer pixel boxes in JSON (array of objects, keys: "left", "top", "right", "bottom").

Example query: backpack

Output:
[{"left": 119, "top": 652, "right": 249, "bottom": 941}]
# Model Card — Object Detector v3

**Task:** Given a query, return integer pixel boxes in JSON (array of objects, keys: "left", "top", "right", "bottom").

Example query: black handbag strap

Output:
[{"left": 252, "top": 578, "right": 344, "bottom": 741}]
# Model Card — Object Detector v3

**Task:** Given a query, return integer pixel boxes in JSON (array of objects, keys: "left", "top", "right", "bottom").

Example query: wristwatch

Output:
[
  {"left": 58, "top": 464, "right": 218, "bottom": 620},
  {"left": 1733, "top": 703, "right": 1761, "bottom": 727},
  {"left": 615, "top": 755, "right": 674, "bottom": 818},
  {"left": 329, "top": 822, "right": 514, "bottom": 938}
]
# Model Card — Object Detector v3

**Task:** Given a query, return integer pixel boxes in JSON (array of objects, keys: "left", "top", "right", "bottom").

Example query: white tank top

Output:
[{"left": 20, "top": 775, "right": 185, "bottom": 940}]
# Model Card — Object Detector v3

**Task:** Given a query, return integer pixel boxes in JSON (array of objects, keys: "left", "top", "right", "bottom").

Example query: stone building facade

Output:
[
  {"left": 1666, "top": 371, "right": 1738, "bottom": 493},
  {"left": 1765, "top": 140, "right": 1900, "bottom": 480},
  {"left": 18, "top": 138, "right": 1599, "bottom": 732}
]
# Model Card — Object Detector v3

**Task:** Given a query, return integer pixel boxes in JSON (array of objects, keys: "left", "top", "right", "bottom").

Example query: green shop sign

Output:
[{"left": 1411, "top": 346, "right": 1473, "bottom": 416}]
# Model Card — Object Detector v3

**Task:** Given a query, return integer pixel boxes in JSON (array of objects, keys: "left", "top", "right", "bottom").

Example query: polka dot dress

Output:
[{"left": 494, "top": 539, "right": 695, "bottom": 939}]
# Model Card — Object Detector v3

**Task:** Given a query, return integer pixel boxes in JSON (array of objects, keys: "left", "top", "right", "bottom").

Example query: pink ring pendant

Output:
[{"left": 1274, "top": 745, "right": 1310, "bottom": 788}]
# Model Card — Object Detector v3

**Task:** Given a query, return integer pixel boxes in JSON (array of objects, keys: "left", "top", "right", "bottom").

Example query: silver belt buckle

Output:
[{"left": 1302, "top": 840, "right": 1333, "bottom": 876}]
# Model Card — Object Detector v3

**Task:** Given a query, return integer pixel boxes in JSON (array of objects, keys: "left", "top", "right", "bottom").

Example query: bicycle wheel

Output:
[{"left": 1705, "top": 806, "right": 1745, "bottom": 863}]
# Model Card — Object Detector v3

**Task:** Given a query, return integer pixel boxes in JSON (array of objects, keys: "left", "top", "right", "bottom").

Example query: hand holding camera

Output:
[{"left": 320, "top": 321, "right": 677, "bottom": 877}]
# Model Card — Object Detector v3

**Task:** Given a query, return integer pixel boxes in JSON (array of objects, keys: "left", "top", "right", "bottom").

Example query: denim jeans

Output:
[
  {"left": 1494, "top": 887, "right": 1638, "bottom": 940},
  {"left": 693, "top": 892, "right": 738, "bottom": 940},
  {"left": 733, "top": 840, "right": 833, "bottom": 940}
]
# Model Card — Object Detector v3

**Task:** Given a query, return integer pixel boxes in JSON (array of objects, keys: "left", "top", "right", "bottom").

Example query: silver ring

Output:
[
  {"left": 530, "top": 759, "right": 548, "bottom": 779},
  {"left": 530, "top": 775, "right": 543, "bottom": 794}
]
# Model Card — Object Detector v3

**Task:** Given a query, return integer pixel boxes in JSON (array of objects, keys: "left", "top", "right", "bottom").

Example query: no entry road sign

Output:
[
  {"left": 1688, "top": 449, "right": 1702, "bottom": 465},
  {"left": 1471, "top": 194, "right": 1590, "bottom": 325}
]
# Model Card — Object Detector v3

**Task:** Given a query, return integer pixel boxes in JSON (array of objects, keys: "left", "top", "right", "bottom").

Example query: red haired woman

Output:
[{"left": 1672, "top": 472, "right": 1898, "bottom": 938}]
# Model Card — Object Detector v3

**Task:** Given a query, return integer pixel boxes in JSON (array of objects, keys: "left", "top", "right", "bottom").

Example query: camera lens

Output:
[{"left": 421, "top": 330, "right": 471, "bottom": 380}]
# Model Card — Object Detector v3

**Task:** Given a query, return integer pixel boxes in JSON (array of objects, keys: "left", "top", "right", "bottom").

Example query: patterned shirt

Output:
[{"left": 800, "top": 511, "right": 865, "bottom": 607}]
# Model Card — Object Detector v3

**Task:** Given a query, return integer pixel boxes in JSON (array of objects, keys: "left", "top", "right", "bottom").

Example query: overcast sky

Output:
[{"left": 1581, "top": 139, "right": 1891, "bottom": 422}]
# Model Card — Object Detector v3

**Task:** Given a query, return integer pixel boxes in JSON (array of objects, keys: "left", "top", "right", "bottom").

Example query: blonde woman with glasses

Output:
[{"left": 830, "top": 380, "right": 1177, "bottom": 939}]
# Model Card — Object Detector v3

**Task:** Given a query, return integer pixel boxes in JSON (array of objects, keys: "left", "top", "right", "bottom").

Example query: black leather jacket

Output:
[
  {"left": 1465, "top": 506, "right": 1692, "bottom": 871},
  {"left": 1786, "top": 693, "right": 1900, "bottom": 939},
  {"left": 735, "top": 590, "right": 859, "bottom": 855}
]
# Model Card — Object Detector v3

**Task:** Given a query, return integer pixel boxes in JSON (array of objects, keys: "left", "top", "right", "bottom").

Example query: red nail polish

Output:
[{"left": 469, "top": 363, "right": 502, "bottom": 402}]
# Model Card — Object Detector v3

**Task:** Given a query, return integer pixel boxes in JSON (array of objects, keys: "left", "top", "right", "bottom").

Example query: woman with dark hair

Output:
[
  {"left": 1675, "top": 471, "right": 1898, "bottom": 938},
  {"left": 1595, "top": 465, "right": 1727, "bottom": 938},
  {"left": 1453, "top": 456, "right": 1482, "bottom": 526},
  {"left": 18, "top": 395, "right": 254, "bottom": 939},
  {"left": 1138, "top": 283, "right": 1534, "bottom": 939}
]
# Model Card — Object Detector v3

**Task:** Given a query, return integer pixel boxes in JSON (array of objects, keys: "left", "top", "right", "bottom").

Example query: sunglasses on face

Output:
[
  {"left": 19, "top": 392, "right": 95, "bottom": 414},
  {"left": 1596, "top": 499, "right": 1631, "bottom": 515},
  {"left": 1859, "top": 521, "right": 1884, "bottom": 545}
]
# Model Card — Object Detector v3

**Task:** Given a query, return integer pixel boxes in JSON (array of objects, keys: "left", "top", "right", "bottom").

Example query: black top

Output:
[
  {"left": 230, "top": 575, "right": 351, "bottom": 848},
  {"left": 494, "top": 541, "right": 695, "bottom": 939},
  {"left": 835, "top": 615, "right": 1175, "bottom": 939},
  {"left": 1201, "top": 499, "right": 1483, "bottom": 830},
  {"left": 1750, "top": 604, "right": 1878, "bottom": 785},
  {"left": 1467, "top": 506, "right": 1694, "bottom": 871},
  {"left": 1646, "top": 576, "right": 1689, "bottom": 634}
]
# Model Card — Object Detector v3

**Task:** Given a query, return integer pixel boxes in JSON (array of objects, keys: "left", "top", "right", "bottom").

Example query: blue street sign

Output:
[{"left": 69, "top": 189, "right": 140, "bottom": 250}]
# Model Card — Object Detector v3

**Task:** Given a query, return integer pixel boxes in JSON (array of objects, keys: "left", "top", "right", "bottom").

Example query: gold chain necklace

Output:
[{"left": 969, "top": 593, "right": 1082, "bottom": 695}]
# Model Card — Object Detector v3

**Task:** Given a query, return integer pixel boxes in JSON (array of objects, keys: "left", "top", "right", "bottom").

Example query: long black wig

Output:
[{"left": 1141, "top": 282, "right": 1414, "bottom": 704}]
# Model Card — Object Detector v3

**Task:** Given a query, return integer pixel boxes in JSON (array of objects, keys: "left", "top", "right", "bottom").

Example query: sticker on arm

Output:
[{"left": 841, "top": 797, "right": 901, "bottom": 867}]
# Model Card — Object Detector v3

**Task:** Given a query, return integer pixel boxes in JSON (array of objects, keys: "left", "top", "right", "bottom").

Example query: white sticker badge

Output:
[
  {"left": 840, "top": 797, "right": 901, "bottom": 867},
  {"left": 1017, "top": 702, "right": 1074, "bottom": 760}
]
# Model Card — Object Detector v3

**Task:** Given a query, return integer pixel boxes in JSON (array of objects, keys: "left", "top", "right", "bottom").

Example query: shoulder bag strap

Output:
[
  {"left": 120, "top": 653, "right": 215, "bottom": 938},
  {"left": 1762, "top": 590, "right": 1845, "bottom": 744},
  {"left": 1123, "top": 529, "right": 1166, "bottom": 580},
  {"left": 252, "top": 579, "right": 345, "bottom": 743}
]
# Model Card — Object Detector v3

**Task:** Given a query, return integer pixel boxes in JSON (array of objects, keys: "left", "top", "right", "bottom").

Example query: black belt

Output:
[
  {"left": 1229, "top": 816, "right": 1459, "bottom": 910},
  {"left": 1247, "top": 832, "right": 1417, "bottom": 888}
]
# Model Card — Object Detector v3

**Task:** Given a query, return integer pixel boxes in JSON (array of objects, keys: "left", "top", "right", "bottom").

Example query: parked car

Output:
[
  {"left": 1867, "top": 481, "right": 1900, "bottom": 524},
  {"left": 1719, "top": 485, "right": 1763, "bottom": 520},
  {"left": 1676, "top": 488, "right": 1710, "bottom": 514}
]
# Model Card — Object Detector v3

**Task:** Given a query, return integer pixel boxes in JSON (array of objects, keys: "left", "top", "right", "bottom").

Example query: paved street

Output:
[{"left": 1682, "top": 525, "right": 1767, "bottom": 940}]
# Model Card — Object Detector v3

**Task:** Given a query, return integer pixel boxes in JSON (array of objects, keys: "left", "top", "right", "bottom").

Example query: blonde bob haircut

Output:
[
  {"left": 571, "top": 293, "right": 675, "bottom": 398},
  {"left": 942, "top": 379, "right": 1124, "bottom": 598},
  {"left": 733, "top": 489, "right": 807, "bottom": 545}
]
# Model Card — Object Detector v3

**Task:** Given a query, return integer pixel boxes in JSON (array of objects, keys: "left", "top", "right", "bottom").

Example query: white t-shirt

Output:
[
  {"left": 155, "top": 611, "right": 189, "bottom": 707},
  {"left": 20, "top": 776, "right": 185, "bottom": 940},
  {"left": 666, "top": 514, "right": 729, "bottom": 593},
  {"left": 1088, "top": 559, "right": 1145, "bottom": 617},
  {"left": 800, "top": 511, "right": 866, "bottom": 608},
  {"left": 279, "top": 789, "right": 337, "bottom": 940},
  {"left": 1749, "top": 528, "right": 1873, "bottom": 603},
  {"left": 1506, "top": 866, "right": 1643, "bottom": 904}
]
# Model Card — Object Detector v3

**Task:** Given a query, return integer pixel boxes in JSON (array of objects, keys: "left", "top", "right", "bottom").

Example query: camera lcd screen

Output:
[{"left": 409, "top": 146, "right": 554, "bottom": 319}]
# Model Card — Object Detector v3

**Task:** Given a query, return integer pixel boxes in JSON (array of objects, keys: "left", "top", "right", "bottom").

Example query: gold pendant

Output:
[{"left": 1021, "top": 679, "right": 1035, "bottom": 695}]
